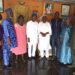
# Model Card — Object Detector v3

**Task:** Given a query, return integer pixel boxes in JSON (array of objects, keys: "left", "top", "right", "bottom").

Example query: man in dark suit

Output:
[{"left": 51, "top": 12, "right": 64, "bottom": 60}]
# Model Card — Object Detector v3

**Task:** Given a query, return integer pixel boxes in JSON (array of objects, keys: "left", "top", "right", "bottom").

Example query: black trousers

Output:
[{"left": 51, "top": 37, "right": 60, "bottom": 57}]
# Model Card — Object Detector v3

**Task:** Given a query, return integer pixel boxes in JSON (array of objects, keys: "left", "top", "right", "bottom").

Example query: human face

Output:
[
  {"left": 18, "top": 17, "right": 24, "bottom": 26},
  {"left": 7, "top": 12, "right": 13, "bottom": 19},
  {"left": 42, "top": 16, "right": 47, "bottom": 23},
  {"left": 32, "top": 16, "right": 37, "bottom": 22},
  {"left": 54, "top": 12, "right": 59, "bottom": 19}
]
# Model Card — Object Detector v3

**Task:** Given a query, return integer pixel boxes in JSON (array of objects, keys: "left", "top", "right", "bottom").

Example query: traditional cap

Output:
[
  {"left": 5, "top": 8, "right": 13, "bottom": 14},
  {"left": 32, "top": 11, "right": 37, "bottom": 17}
]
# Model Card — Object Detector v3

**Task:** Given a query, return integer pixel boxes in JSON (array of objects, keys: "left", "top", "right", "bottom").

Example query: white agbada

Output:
[
  {"left": 26, "top": 20, "right": 38, "bottom": 57},
  {"left": 38, "top": 21, "right": 52, "bottom": 57}
]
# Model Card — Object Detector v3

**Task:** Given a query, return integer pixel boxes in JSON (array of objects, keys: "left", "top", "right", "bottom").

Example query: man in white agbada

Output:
[
  {"left": 38, "top": 15, "right": 52, "bottom": 58},
  {"left": 26, "top": 14, "right": 38, "bottom": 58}
]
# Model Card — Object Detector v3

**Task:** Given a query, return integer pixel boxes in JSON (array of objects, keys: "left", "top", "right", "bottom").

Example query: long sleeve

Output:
[
  {"left": 26, "top": 22, "right": 30, "bottom": 38},
  {"left": 38, "top": 23, "right": 41, "bottom": 35},
  {"left": 2, "top": 20, "right": 9, "bottom": 37},
  {"left": 48, "top": 23, "right": 52, "bottom": 35},
  {"left": 61, "top": 20, "right": 64, "bottom": 31}
]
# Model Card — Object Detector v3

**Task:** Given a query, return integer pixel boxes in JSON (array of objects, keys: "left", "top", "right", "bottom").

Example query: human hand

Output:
[
  {"left": 27, "top": 38, "right": 30, "bottom": 42},
  {"left": 40, "top": 32, "right": 46, "bottom": 37},
  {"left": 8, "top": 38, "right": 11, "bottom": 45}
]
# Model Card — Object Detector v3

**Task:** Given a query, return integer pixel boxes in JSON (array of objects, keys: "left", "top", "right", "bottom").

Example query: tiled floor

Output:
[{"left": 0, "top": 56, "right": 74, "bottom": 75}]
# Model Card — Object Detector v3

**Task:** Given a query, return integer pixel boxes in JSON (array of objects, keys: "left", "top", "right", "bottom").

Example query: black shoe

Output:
[
  {"left": 3, "top": 64, "right": 12, "bottom": 70},
  {"left": 72, "top": 67, "right": 75, "bottom": 72},
  {"left": 28, "top": 57, "right": 32, "bottom": 60},
  {"left": 52, "top": 56, "right": 57, "bottom": 60},
  {"left": 39, "top": 57, "right": 44, "bottom": 60},
  {"left": 32, "top": 57, "right": 36, "bottom": 59},
  {"left": 48, "top": 56, "right": 53, "bottom": 60},
  {"left": 3, "top": 66, "right": 10, "bottom": 70},
  {"left": 8, "top": 64, "right": 11, "bottom": 68}
]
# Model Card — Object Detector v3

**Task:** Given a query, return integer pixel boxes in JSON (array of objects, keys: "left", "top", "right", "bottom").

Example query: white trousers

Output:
[
  {"left": 28, "top": 43, "right": 37, "bottom": 57},
  {"left": 39, "top": 49, "right": 49, "bottom": 58}
]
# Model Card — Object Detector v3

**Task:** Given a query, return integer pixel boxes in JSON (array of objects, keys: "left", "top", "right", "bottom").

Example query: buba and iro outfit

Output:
[{"left": 11, "top": 23, "right": 27, "bottom": 55}]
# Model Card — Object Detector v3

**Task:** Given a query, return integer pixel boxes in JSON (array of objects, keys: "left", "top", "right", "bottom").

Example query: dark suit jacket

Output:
[{"left": 51, "top": 18, "right": 63, "bottom": 38}]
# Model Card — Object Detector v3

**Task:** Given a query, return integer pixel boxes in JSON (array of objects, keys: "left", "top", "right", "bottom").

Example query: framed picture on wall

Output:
[
  {"left": 45, "top": 3, "right": 53, "bottom": 15},
  {"left": 61, "top": 4, "right": 70, "bottom": 16},
  {"left": 0, "top": 0, "right": 4, "bottom": 12}
]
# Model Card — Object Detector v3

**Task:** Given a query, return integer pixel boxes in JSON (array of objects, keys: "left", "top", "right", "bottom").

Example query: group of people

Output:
[{"left": 0, "top": 8, "right": 73, "bottom": 69}]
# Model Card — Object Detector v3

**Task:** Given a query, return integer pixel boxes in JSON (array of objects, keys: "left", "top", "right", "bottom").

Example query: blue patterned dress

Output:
[
  {"left": 58, "top": 25, "right": 72, "bottom": 64},
  {"left": 2, "top": 17, "right": 17, "bottom": 66}
]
